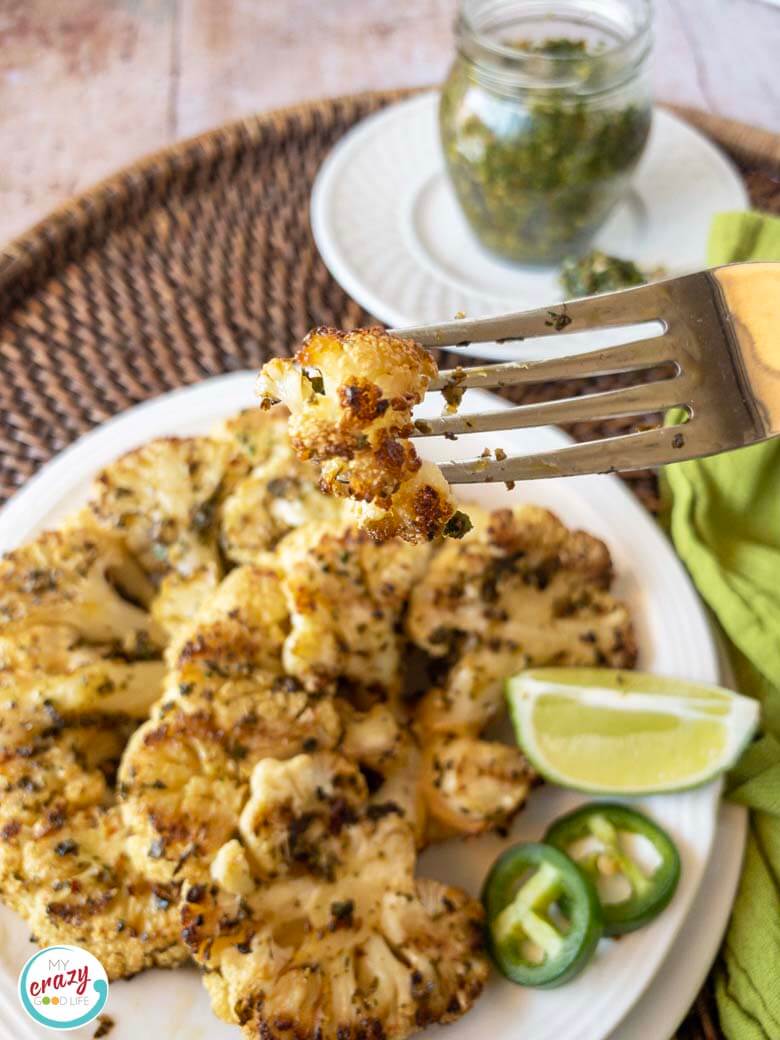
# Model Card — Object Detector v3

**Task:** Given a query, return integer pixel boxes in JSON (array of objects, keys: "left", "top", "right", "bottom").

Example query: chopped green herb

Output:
[
  {"left": 443, "top": 510, "right": 473, "bottom": 540},
  {"left": 559, "top": 249, "right": 650, "bottom": 298}
]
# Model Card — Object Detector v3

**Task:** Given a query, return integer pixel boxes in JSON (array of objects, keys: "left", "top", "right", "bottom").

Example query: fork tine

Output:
[
  {"left": 394, "top": 280, "right": 664, "bottom": 349},
  {"left": 439, "top": 422, "right": 709, "bottom": 484},
  {"left": 413, "top": 377, "right": 685, "bottom": 438},
  {"left": 427, "top": 334, "right": 674, "bottom": 392}
]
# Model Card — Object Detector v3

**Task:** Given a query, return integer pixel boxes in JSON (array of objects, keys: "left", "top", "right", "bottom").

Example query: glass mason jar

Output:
[{"left": 440, "top": 0, "right": 653, "bottom": 265}]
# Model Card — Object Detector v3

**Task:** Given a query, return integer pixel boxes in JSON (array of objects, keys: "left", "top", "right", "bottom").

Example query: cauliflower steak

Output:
[{"left": 182, "top": 752, "right": 488, "bottom": 1040}]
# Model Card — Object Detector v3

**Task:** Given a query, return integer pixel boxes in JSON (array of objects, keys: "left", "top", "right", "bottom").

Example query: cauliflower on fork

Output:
[
  {"left": 257, "top": 327, "right": 468, "bottom": 544},
  {"left": 182, "top": 752, "right": 488, "bottom": 1040}
]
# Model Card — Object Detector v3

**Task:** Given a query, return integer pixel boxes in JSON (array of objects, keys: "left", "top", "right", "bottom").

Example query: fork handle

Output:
[{"left": 714, "top": 262, "right": 780, "bottom": 436}]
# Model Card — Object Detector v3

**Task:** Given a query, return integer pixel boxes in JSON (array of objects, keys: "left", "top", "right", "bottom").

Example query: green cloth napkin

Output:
[{"left": 662, "top": 210, "right": 780, "bottom": 1040}]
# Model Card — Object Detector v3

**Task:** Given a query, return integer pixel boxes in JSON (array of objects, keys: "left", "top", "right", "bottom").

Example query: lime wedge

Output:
[{"left": 506, "top": 668, "right": 760, "bottom": 795}]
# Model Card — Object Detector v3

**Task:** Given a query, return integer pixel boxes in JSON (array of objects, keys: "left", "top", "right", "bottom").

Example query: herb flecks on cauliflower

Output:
[
  {"left": 183, "top": 753, "right": 488, "bottom": 1040},
  {"left": 118, "top": 665, "right": 344, "bottom": 886},
  {"left": 0, "top": 676, "right": 184, "bottom": 978},
  {"left": 408, "top": 504, "right": 636, "bottom": 838},
  {"left": 410, "top": 504, "right": 637, "bottom": 736},
  {"left": 257, "top": 327, "right": 464, "bottom": 544}
]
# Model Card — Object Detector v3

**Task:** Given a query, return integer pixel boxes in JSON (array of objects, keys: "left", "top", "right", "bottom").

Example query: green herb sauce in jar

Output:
[{"left": 440, "top": 0, "right": 653, "bottom": 265}]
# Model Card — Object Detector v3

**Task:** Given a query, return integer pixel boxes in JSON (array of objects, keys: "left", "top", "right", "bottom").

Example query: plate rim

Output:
[{"left": 0, "top": 373, "right": 742, "bottom": 1040}]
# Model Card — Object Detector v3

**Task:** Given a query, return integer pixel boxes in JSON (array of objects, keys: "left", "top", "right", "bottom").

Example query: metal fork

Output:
[{"left": 394, "top": 261, "right": 780, "bottom": 484}]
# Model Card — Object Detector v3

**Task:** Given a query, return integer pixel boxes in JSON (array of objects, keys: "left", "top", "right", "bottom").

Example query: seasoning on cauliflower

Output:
[
  {"left": 0, "top": 518, "right": 182, "bottom": 978},
  {"left": 256, "top": 327, "right": 466, "bottom": 544},
  {"left": 238, "top": 751, "right": 368, "bottom": 881},
  {"left": 182, "top": 752, "right": 488, "bottom": 1040},
  {"left": 89, "top": 435, "right": 233, "bottom": 640},
  {"left": 165, "top": 561, "right": 289, "bottom": 671},
  {"left": 166, "top": 528, "right": 430, "bottom": 702},
  {"left": 0, "top": 519, "right": 161, "bottom": 661},
  {"left": 214, "top": 407, "right": 347, "bottom": 565},
  {"left": 406, "top": 505, "right": 635, "bottom": 838},
  {"left": 410, "top": 504, "right": 637, "bottom": 736},
  {"left": 340, "top": 702, "right": 427, "bottom": 845},
  {"left": 0, "top": 669, "right": 183, "bottom": 979},
  {"left": 273, "top": 520, "right": 432, "bottom": 701},
  {"left": 91, "top": 436, "right": 231, "bottom": 575},
  {"left": 118, "top": 663, "right": 344, "bottom": 886}
]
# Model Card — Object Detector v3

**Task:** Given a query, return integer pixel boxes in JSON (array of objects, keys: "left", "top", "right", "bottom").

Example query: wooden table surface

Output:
[{"left": 1, "top": 0, "right": 779, "bottom": 245}]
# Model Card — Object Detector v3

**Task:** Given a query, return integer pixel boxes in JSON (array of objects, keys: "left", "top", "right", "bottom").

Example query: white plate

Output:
[
  {"left": 0, "top": 374, "right": 744, "bottom": 1040},
  {"left": 311, "top": 93, "right": 748, "bottom": 361}
]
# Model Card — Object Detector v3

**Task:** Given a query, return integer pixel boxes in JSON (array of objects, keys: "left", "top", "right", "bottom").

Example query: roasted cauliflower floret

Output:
[
  {"left": 421, "top": 735, "right": 535, "bottom": 839},
  {"left": 215, "top": 407, "right": 346, "bottom": 564},
  {"left": 257, "top": 327, "right": 463, "bottom": 543},
  {"left": 274, "top": 521, "right": 431, "bottom": 700},
  {"left": 90, "top": 435, "right": 231, "bottom": 576},
  {"left": 239, "top": 752, "right": 368, "bottom": 881},
  {"left": 165, "top": 545, "right": 427, "bottom": 700},
  {"left": 340, "top": 703, "right": 427, "bottom": 844},
  {"left": 220, "top": 457, "right": 346, "bottom": 565},
  {"left": 0, "top": 520, "right": 180, "bottom": 977},
  {"left": 410, "top": 505, "right": 637, "bottom": 735},
  {"left": 182, "top": 754, "right": 487, "bottom": 1040},
  {"left": 166, "top": 562, "right": 289, "bottom": 672},
  {"left": 89, "top": 435, "right": 232, "bottom": 638},
  {"left": 0, "top": 521, "right": 160, "bottom": 658},
  {"left": 0, "top": 681, "right": 183, "bottom": 979},
  {"left": 119, "top": 665, "right": 344, "bottom": 884}
]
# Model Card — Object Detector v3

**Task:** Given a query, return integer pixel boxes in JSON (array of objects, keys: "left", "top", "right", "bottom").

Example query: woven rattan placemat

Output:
[{"left": 1, "top": 88, "right": 778, "bottom": 1038}]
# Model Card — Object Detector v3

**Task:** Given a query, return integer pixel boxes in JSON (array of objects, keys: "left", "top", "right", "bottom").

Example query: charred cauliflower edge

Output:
[{"left": 256, "top": 327, "right": 470, "bottom": 544}]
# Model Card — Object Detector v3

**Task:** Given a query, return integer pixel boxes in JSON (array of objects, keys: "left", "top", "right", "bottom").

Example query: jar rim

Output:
[{"left": 456, "top": 0, "right": 652, "bottom": 91}]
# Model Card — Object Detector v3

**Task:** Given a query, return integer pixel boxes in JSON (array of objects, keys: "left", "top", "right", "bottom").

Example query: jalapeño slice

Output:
[
  {"left": 482, "top": 842, "right": 603, "bottom": 988},
  {"left": 545, "top": 803, "right": 680, "bottom": 936}
]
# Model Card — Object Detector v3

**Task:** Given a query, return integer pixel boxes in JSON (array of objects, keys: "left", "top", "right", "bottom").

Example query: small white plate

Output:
[
  {"left": 311, "top": 93, "right": 748, "bottom": 361},
  {"left": 0, "top": 374, "right": 743, "bottom": 1040}
]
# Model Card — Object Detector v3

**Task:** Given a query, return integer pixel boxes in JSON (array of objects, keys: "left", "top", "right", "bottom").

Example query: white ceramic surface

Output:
[
  {"left": 311, "top": 93, "right": 749, "bottom": 361},
  {"left": 0, "top": 374, "right": 744, "bottom": 1040}
]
